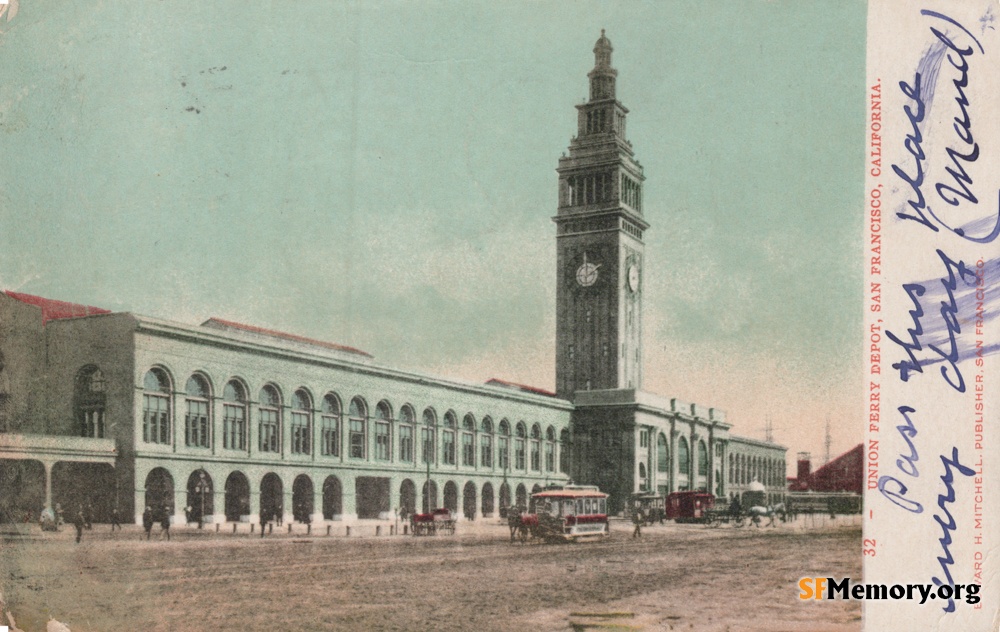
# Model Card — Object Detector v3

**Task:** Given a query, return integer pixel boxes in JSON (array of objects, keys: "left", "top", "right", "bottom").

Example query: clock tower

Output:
[{"left": 554, "top": 31, "right": 648, "bottom": 399}]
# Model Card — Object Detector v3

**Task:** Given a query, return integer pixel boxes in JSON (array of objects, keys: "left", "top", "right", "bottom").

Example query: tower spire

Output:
[
  {"left": 554, "top": 34, "right": 648, "bottom": 398},
  {"left": 589, "top": 30, "right": 617, "bottom": 101}
]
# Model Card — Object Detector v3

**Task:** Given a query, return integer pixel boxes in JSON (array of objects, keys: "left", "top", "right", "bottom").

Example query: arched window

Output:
[
  {"left": 678, "top": 436, "right": 690, "bottom": 476},
  {"left": 545, "top": 426, "right": 556, "bottom": 472},
  {"left": 657, "top": 434, "right": 669, "bottom": 473},
  {"left": 480, "top": 417, "right": 493, "bottom": 468},
  {"left": 258, "top": 384, "right": 281, "bottom": 453},
  {"left": 498, "top": 419, "right": 511, "bottom": 471},
  {"left": 349, "top": 397, "right": 367, "bottom": 459},
  {"left": 421, "top": 408, "right": 436, "bottom": 464},
  {"left": 515, "top": 422, "right": 527, "bottom": 470},
  {"left": 76, "top": 366, "right": 106, "bottom": 439},
  {"left": 530, "top": 423, "right": 542, "bottom": 470},
  {"left": 698, "top": 441, "right": 709, "bottom": 476},
  {"left": 559, "top": 428, "right": 571, "bottom": 474},
  {"left": 398, "top": 404, "right": 415, "bottom": 462},
  {"left": 728, "top": 454, "right": 735, "bottom": 484},
  {"left": 291, "top": 389, "right": 312, "bottom": 455},
  {"left": 461, "top": 414, "right": 475, "bottom": 467},
  {"left": 142, "top": 368, "right": 171, "bottom": 444},
  {"left": 639, "top": 462, "right": 647, "bottom": 480},
  {"left": 321, "top": 393, "right": 341, "bottom": 457},
  {"left": 442, "top": 411, "right": 457, "bottom": 466},
  {"left": 374, "top": 400, "right": 392, "bottom": 461},
  {"left": 223, "top": 380, "right": 247, "bottom": 450},
  {"left": 185, "top": 374, "right": 211, "bottom": 448}
]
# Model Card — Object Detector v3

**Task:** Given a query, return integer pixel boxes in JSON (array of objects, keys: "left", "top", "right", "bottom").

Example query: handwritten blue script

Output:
[{"left": 892, "top": 10, "right": 1000, "bottom": 243}]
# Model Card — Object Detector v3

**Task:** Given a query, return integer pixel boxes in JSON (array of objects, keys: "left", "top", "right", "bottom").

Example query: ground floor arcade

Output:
[{"left": 133, "top": 457, "right": 564, "bottom": 526}]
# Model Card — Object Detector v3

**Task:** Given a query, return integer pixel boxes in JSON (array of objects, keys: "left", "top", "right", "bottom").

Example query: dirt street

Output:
[{"left": 1, "top": 518, "right": 861, "bottom": 631}]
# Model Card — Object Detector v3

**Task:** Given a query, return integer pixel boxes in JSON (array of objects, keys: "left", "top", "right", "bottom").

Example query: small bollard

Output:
[
  {"left": 268, "top": 523, "right": 273, "bottom": 534},
  {"left": 346, "top": 526, "right": 351, "bottom": 537},
  {"left": 232, "top": 524, "right": 237, "bottom": 534},
  {"left": 376, "top": 525, "right": 381, "bottom": 536},
  {"left": 403, "top": 525, "right": 408, "bottom": 535},
  {"left": 390, "top": 525, "right": 394, "bottom": 536},
  {"left": 288, "top": 524, "right": 292, "bottom": 534},
  {"left": 251, "top": 524, "right": 255, "bottom": 534},
  {"left": 307, "top": 524, "right": 311, "bottom": 535},
  {"left": 326, "top": 525, "right": 331, "bottom": 536}
]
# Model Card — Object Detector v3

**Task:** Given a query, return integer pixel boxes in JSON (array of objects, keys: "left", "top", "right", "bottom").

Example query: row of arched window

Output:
[
  {"left": 728, "top": 452, "right": 785, "bottom": 488},
  {"left": 129, "top": 366, "right": 569, "bottom": 473},
  {"left": 645, "top": 433, "right": 709, "bottom": 479}
]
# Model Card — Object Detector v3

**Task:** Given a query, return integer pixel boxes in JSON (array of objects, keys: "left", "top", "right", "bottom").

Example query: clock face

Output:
[
  {"left": 575, "top": 252, "right": 601, "bottom": 287},
  {"left": 628, "top": 265, "right": 639, "bottom": 292},
  {"left": 576, "top": 262, "right": 599, "bottom": 287}
]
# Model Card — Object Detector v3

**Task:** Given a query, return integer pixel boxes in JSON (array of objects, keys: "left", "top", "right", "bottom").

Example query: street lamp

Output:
[{"left": 195, "top": 472, "right": 208, "bottom": 529}]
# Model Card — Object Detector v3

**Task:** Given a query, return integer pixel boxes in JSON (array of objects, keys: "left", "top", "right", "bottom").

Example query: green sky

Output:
[{"left": 0, "top": 1, "right": 867, "bottom": 460}]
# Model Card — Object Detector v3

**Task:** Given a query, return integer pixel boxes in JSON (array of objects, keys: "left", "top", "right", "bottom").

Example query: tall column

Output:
[
  {"left": 312, "top": 484, "right": 325, "bottom": 524},
  {"left": 42, "top": 460, "right": 53, "bottom": 511},
  {"left": 282, "top": 487, "right": 293, "bottom": 526},
  {"left": 707, "top": 428, "right": 715, "bottom": 497},
  {"left": 689, "top": 430, "right": 699, "bottom": 488},
  {"left": 173, "top": 488, "right": 187, "bottom": 526},
  {"left": 212, "top": 489, "right": 226, "bottom": 524},
  {"left": 669, "top": 423, "right": 679, "bottom": 494}
]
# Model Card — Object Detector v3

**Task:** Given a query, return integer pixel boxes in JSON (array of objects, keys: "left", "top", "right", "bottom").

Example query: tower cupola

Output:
[{"left": 589, "top": 29, "right": 617, "bottom": 100}]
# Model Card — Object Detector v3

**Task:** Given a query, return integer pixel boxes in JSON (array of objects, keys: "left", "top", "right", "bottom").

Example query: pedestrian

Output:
[
  {"left": 259, "top": 511, "right": 267, "bottom": 538},
  {"left": 185, "top": 506, "right": 192, "bottom": 525},
  {"left": 73, "top": 508, "right": 85, "bottom": 544},
  {"left": 632, "top": 509, "right": 643, "bottom": 538},
  {"left": 110, "top": 505, "right": 121, "bottom": 531},
  {"left": 160, "top": 510, "right": 171, "bottom": 541},
  {"left": 275, "top": 505, "right": 283, "bottom": 527},
  {"left": 142, "top": 507, "right": 154, "bottom": 540}
]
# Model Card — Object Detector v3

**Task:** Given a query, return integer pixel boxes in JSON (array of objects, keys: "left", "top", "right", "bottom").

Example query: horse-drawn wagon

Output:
[
  {"left": 410, "top": 508, "right": 456, "bottom": 536},
  {"left": 704, "top": 506, "right": 746, "bottom": 527}
]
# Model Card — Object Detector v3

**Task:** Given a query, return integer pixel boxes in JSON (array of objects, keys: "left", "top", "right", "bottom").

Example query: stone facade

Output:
[{"left": 0, "top": 32, "right": 787, "bottom": 526}]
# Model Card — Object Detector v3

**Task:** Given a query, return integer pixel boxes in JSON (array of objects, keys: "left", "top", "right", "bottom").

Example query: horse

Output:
[
  {"left": 507, "top": 509, "right": 530, "bottom": 543},
  {"left": 747, "top": 505, "right": 780, "bottom": 527}
]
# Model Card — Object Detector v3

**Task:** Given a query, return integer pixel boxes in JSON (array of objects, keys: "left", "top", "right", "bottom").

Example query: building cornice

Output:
[{"left": 131, "top": 316, "right": 574, "bottom": 412}]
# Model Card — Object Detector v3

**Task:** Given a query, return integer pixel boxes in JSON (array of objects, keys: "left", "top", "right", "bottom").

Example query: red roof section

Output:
[
  {"left": 789, "top": 443, "right": 863, "bottom": 494},
  {"left": 4, "top": 291, "right": 112, "bottom": 325},
  {"left": 485, "top": 378, "right": 557, "bottom": 398},
  {"left": 201, "top": 317, "right": 373, "bottom": 358}
]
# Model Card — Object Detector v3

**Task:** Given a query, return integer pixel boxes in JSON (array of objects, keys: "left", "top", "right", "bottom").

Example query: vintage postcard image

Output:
[{"left": 1, "top": 1, "right": 986, "bottom": 631}]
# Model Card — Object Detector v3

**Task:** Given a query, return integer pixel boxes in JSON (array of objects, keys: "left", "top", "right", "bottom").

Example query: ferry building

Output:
[{"left": 0, "top": 32, "right": 786, "bottom": 526}]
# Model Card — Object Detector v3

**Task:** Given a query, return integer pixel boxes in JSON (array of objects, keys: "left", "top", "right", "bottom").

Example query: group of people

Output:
[
  {"left": 142, "top": 506, "right": 172, "bottom": 540},
  {"left": 40, "top": 502, "right": 123, "bottom": 543}
]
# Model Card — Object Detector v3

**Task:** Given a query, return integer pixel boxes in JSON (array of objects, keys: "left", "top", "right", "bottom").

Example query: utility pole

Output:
[{"left": 824, "top": 416, "right": 832, "bottom": 465}]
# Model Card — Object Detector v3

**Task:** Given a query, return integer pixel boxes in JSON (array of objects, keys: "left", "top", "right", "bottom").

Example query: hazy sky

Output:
[{"left": 0, "top": 1, "right": 866, "bottom": 460}]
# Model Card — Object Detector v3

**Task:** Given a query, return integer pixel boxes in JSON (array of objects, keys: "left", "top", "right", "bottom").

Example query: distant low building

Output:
[{"left": 787, "top": 444, "right": 863, "bottom": 494}]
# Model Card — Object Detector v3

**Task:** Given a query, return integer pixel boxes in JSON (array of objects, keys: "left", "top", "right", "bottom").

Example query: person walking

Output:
[
  {"left": 142, "top": 507, "right": 154, "bottom": 539},
  {"left": 73, "top": 508, "right": 85, "bottom": 543},
  {"left": 259, "top": 511, "right": 267, "bottom": 538},
  {"left": 110, "top": 506, "right": 121, "bottom": 532},
  {"left": 160, "top": 510, "right": 171, "bottom": 541},
  {"left": 632, "top": 509, "right": 643, "bottom": 538}
]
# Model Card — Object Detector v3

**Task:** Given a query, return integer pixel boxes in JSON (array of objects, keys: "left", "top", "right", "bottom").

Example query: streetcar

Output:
[
  {"left": 665, "top": 490, "right": 715, "bottom": 523},
  {"left": 510, "top": 485, "right": 610, "bottom": 542}
]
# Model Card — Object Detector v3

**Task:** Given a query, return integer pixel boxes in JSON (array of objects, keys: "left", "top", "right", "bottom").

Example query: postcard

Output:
[{"left": 2, "top": 1, "right": 989, "bottom": 631}]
